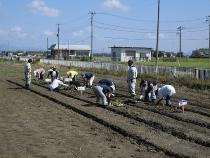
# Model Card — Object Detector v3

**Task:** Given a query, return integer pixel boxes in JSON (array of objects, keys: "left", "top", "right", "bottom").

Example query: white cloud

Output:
[
  {"left": 145, "top": 33, "right": 166, "bottom": 39},
  {"left": 43, "top": 30, "right": 54, "bottom": 36},
  {"left": 10, "top": 26, "right": 28, "bottom": 38},
  {"left": 102, "top": 0, "right": 128, "bottom": 11},
  {"left": 72, "top": 30, "right": 84, "bottom": 37},
  {"left": 10, "top": 26, "right": 22, "bottom": 32},
  {"left": 159, "top": 33, "right": 166, "bottom": 38},
  {"left": 29, "top": 0, "right": 59, "bottom": 17}
]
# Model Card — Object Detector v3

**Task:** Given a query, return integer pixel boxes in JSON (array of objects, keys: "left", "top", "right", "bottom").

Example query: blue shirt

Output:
[
  {"left": 100, "top": 85, "right": 112, "bottom": 94},
  {"left": 98, "top": 79, "right": 115, "bottom": 87},
  {"left": 84, "top": 72, "right": 94, "bottom": 79}
]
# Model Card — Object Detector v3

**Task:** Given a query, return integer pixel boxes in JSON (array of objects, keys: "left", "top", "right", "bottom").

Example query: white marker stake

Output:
[
  {"left": 178, "top": 99, "right": 188, "bottom": 113},
  {"left": 78, "top": 86, "right": 85, "bottom": 95}
]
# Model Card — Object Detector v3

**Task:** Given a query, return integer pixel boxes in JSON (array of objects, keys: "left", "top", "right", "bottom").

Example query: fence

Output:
[{"left": 40, "top": 59, "right": 210, "bottom": 80}]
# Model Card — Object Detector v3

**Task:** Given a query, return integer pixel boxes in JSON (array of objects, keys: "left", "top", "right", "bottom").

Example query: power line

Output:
[
  {"left": 94, "top": 21, "right": 148, "bottom": 31},
  {"left": 97, "top": 12, "right": 205, "bottom": 23},
  {"left": 104, "top": 36, "right": 207, "bottom": 41},
  {"left": 95, "top": 20, "right": 208, "bottom": 33},
  {"left": 95, "top": 25, "right": 177, "bottom": 34}
]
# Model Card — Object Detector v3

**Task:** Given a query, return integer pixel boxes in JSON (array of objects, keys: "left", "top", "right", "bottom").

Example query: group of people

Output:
[
  {"left": 24, "top": 59, "right": 95, "bottom": 91},
  {"left": 127, "top": 60, "right": 176, "bottom": 107},
  {"left": 24, "top": 59, "right": 176, "bottom": 107}
]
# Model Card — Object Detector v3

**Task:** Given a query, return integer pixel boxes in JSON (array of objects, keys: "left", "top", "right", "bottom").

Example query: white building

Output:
[
  {"left": 50, "top": 44, "right": 90, "bottom": 59},
  {"left": 111, "top": 46, "right": 152, "bottom": 62}
]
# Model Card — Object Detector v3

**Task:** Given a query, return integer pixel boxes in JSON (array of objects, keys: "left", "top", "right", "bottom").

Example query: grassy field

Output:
[
  {"left": 90, "top": 57, "right": 210, "bottom": 69},
  {"left": 136, "top": 58, "right": 210, "bottom": 69}
]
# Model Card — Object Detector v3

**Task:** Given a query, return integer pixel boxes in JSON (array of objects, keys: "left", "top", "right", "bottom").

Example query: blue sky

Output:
[{"left": 0, "top": 0, "right": 209, "bottom": 54}]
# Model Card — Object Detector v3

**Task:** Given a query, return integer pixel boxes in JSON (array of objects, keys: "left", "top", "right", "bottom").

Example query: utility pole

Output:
[
  {"left": 57, "top": 24, "right": 60, "bottom": 59},
  {"left": 207, "top": 16, "right": 210, "bottom": 62},
  {"left": 68, "top": 40, "right": 70, "bottom": 56},
  {"left": 177, "top": 26, "right": 184, "bottom": 61},
  {"left": 155, "top": 0, "right": 160, "bottom": 73},
  {"left": 46, "top": 37, "right": 49, "bottom": 57},
  {"left": 89, "top": 11, "right": 96, "bottom": 60}
]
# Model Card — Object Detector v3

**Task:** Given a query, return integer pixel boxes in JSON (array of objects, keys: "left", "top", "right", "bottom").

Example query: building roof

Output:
[
  {"left": 50, "top": 44, "right": 90, "bottom": 51},
  {"left": 110, "top": 46, "right": 152, "bottom": 50}
]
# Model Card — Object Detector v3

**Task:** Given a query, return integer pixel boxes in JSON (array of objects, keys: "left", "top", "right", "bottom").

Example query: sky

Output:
[{"left": 0, "top": 0, "right": 209, "bottom": 55}]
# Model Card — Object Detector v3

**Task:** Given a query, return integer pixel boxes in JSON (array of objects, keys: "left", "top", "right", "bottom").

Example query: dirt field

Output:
[{"left": 1, "top": 62, "right": 210, "bottom": 158}]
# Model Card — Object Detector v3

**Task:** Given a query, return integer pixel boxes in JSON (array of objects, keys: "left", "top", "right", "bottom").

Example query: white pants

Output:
[
  {"left": 25, "top": 74, "right": 31, "bottom": 87},
  {"left": 88, "top": 76, "right": 95, "bottom": 86},
  {"left": 93, "top": 86, "right": 108, "bottom": 105},
  {"left": 128, "top": 79, "right": 136, "bottom": 96}
]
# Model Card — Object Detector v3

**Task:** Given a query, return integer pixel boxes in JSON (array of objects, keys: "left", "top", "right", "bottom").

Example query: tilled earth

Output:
[{"left": 1, "top": 63, "right": 210, "bottom": 158}]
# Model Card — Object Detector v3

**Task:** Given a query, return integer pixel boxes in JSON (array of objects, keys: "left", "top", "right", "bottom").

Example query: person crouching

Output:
[
  {"left": 34, "top": 68, "right": 45, "bottom": 80},
  {"left": 81, "top": 72, "right": 95, "bottom": 88},
  {"left": 156, "top": 84, "right": 176, "bottom": 107},
  {"left": 93, "top": 84, "right": 115, "bottom": 106},
  {"left": 49, "top": 77, "right": 69, "bottom": 91}
]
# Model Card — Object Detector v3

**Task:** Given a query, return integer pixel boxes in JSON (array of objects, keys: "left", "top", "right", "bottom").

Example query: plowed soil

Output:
[{"left": 0, "top": 62, "right": 210, "bottom": 158}]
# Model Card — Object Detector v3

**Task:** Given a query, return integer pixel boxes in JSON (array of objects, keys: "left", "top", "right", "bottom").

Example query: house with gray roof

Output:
[
  {"left": 49, "top": 44, "right": 90, "bottom": 59},
  {"left": 110, "top": 46, "right": 152, "bottom": 62}
]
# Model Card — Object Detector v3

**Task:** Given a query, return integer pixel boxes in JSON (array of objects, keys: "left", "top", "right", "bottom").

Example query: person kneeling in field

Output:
[
  {"left": 98, "top": 79, "right": 116, "bottom": 93},
  {"left": 34, "top": 68, "right": 45, "bottom": 80},
  {"left": 66, "top": 70, "right": 81, "bottom": 90},
  {"left": 143, "top": 79, "right": 157, "bottom": 103},
  {"left": 81, "top": 72, "right": 95, "bottom": 88},
  {"left": 49, "top": 77, "right": 69, "bottom": 91},
  {"left": 48, "top": 67, "right": 59, "bottom": 81},
  {"left": 93, "top": 84, "right": 115, "bottom": 106},
  {"left": 66, "top": 70, "right": 78, "bottom": 81},
  {"left": 155, "top": 84, "right": 176, "bottom": 107}
]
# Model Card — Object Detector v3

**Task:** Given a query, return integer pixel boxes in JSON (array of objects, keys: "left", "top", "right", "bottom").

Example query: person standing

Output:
[
  {"left": 24, "top": 59, "right": 32, "bottom": 89},
  {"left": 127, "top": 60, "right": 137, "bottom": 97}
]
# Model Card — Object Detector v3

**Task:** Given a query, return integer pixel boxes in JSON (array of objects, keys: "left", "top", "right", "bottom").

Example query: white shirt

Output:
[
  {"left": 24, "top": 62, "right": 31, "bottom": 75},
  {"left": 34, "top": 68, "right": 45, "bottom": 77},
  {"left": 127, "top": 66, "right": 137, "bottom": 80},
  {"left": 158, "top": 85, "right": 176, "bottom": 99},
  {"left": 49, "top": 79, "right": 68, "bottom": 90}
]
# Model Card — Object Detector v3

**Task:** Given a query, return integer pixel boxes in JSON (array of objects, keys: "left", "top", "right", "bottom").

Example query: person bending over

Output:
[
  {"left": 156, "top": 84, "right": 176, "bottom": 107},
  {"left": 81, "top": 72, "right": 95, "bottom": 88},
  {"left": 93, "top": 84, "right": 115, "bottom": 106},
  {"left": 49, "top": 78, "right": 69, "bottom": 91}
]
